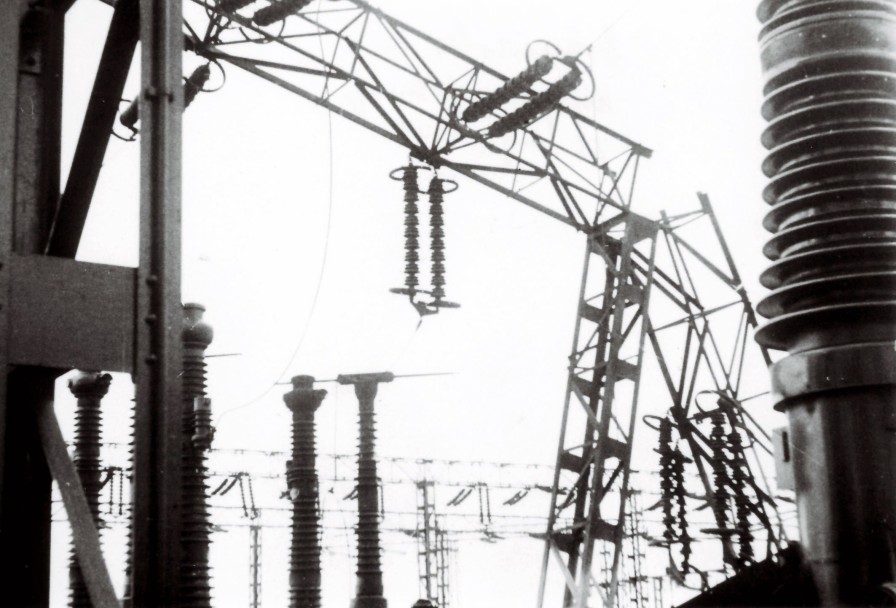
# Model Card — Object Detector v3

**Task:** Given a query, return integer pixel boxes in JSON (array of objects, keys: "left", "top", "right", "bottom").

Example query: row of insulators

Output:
[
  {"left": 486, "top": 66, "right": 581, "bottom": 138},
  {"left": 217, "top": 0, "right": 313, "bottom": 26},
  {"left": 461, "top": 55, "right": 554, "bottom": 123},
  {"left": 393, "top": 165, "right": 457, "bottom": 313},
  {"left": 704, "top": 409, "right": 760, "bottom": 571},
  {"left": 119, "top": 64, "right": 212, "bottom": 134}
]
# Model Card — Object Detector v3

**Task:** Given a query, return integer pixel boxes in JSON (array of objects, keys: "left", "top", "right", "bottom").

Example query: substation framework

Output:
[{"left": 0, "top": 1, "right": 782, "bottom": 606}]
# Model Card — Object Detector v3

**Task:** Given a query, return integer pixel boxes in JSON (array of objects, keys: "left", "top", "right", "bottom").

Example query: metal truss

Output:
[
  {"left": 176, "top": 0, "right": 651, "bottom": 232},
  {"left": 537, "top": 195, "right": 780, "bottom": 608}
]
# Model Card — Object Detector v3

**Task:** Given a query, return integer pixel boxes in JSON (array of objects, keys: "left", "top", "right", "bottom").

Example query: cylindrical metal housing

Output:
[
  {"left": 756, "top": 2, "right": 896, "bottom": 604},
  {"left": 283, "top": 375, "right": 328, "bottom": 608}
]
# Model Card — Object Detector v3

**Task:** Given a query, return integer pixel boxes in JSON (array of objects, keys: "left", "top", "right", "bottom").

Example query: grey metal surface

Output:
[
  {"left": 7, "top": 254, "right": 135, "bottom": 372},
  {"left": 130, "top": 0, "right": 186, "bottom": 603}
]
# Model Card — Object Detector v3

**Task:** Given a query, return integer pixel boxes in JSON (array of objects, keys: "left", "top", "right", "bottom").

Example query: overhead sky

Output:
[{"left": 51, "top": 1, "right": 785, "bottom": 606}]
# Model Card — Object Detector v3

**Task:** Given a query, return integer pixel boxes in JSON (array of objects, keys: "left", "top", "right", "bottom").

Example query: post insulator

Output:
[
  {"left": 462, "top": 55, "right": 553, "bottom": 123},
  {"left": 486, "top": 66, "right": 581, "bottom": 138},
  {"left": 253, "top": 0, "right": 313, "bottom": 27}
]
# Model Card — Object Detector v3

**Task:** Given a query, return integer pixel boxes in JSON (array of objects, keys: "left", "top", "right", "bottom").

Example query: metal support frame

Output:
[
  {"left": 415, "top": 479, "right": 451, "bottom": 607},
  {"left": 0, "top": 0, "right": 186, "bottom": 604},
  {"left": 174, "top": 0, "right": 651, "bottom": 234},
  {"left": 537, "top": 196, "right": 780, "bottom": 607}
]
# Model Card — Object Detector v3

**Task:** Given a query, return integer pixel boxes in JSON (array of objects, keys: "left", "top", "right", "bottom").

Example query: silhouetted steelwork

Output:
[
  {"left": 339, "top": 372, "right": 394, "bottom": 608},
  {"left": 68, "top": 372, "right": 113, "bottom": 608},
  {"left": 283, "top": 375, "right": 327, "bottom": 608},
  {"left": 180, "top": 303, "right": 214, "bottom": 606},
  {"left": 757, "top": 1, "right": 896, "bottom": 605}
]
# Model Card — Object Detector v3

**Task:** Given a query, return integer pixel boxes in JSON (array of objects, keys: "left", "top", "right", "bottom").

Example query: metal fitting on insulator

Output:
[
  {"left": 486, "top": 66, "right": 581, "bottom": 138},
  {"left": 461, "top": 55, "right": 554, "bottom": 123},
  {"left": 191, "top": 397, "right": 213, "bottom": 450},
  {"left": 218, "top": 0, "right": 254, "bottom": 12},
  {"left": 119, "top": 64, "right": 212, "bottom": 134},
  {"left": 253, "top": 0, "right": 313, "bottom": 26}
]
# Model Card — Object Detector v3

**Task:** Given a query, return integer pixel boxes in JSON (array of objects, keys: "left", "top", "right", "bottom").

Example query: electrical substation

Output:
[{"left": 0, "top": 0, "right": 894, "bottom": 607}]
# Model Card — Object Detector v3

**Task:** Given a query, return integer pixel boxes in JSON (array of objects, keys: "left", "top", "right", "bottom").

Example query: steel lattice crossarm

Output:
[{"left": 173, "top": 0, "right": 652, "bottom": 232}]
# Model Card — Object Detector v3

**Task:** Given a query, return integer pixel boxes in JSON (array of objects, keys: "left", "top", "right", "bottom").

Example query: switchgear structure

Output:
[{"left": 0, "top": 1, "right": 784, "bottom": 606}]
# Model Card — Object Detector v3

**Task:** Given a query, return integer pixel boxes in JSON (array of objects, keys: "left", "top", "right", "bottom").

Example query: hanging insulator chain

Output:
[
  {"left": 253, "top": 0, "right": 314, "bottom": 26},
  {"left": 672, "top": 447, "right": 690, "bottom": 574},
  {"left": 461, "top": 55, "right": 554, "bottom": 123},
  {"left": 486, "top": 65, "right": 582, "bottom": 138},
  {"left": 403, "top": 166, "right": 421, "bottom": 294},
  {"left": 656, "top": 419, "right": 676, "bottom": 547},
  {"left": 708, "top": 410, "right": 732, "bottom": 535},
  {"left": 429, "top": 176, "right": 447, "bottom": 303},
  {"left": 728, "top": 429, "right": 754, "bottom": 570}
]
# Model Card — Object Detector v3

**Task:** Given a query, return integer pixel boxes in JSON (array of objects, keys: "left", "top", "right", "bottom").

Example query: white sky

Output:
[{"left": 50, "top": 1, "right": 785, "bottom": 606}]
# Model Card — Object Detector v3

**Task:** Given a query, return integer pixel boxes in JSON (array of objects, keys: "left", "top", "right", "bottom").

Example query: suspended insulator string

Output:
[
  {"left": 403, "top": 165, "right": 421, "bottom": 294},
  {"left": 728, "top": 429, "right": 754, "bottom": 570},
  {"left": 429, "top": 176, "right": 446, "bottom": 303},
  {"left": 672, "top": 447, "right": 690, "bottom": 574},
  {"left": 657, "top": 419, "right": 676, "bottom": 547}
]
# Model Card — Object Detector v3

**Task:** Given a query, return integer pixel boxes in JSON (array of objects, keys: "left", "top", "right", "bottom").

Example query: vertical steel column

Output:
[
  {"left": 68, "top": 371, "right": 113, "bottom": 608},
  {"left": 283, "top": 375, "right": 327, "bottom": 608},
  {"left": 131, "top": 0, "right": 185, "bottom": 603},
  {"left": 756, "top": 1, "right": 896, "bottom": 604},
  {"left": 0, "top": 3, "right": 63, "bottom": 606},
  {"left": 181, "top": 303, "right": 214, "bottom": 606},
  {"left": 338, "top": 372, "right": 394, "bottom": 608}
]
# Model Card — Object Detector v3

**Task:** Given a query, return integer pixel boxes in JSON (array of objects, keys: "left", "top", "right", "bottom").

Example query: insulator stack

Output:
[
  {"left": 727, "top": 430, "right": 753, "bottom": 570},
  {"left": 337, "top": 374, "right": 393, "bottom": 608},
  {"left": 253, "top": 0, "right": 313, "bottom": 26},
  {"left": 119, "top": 64, "right": 212, "bottom": 133},
  {"left": 181, "top": 303, "right": 214, "bottom": 607},
  {"left": 67, "top": 371, "right": 112, "bottom": 608},
  {"left": 403, "top": 166, "right": 420, "bottom": 294},
  {"left": 656, "top": 419, "right": 676, "bottom": 546},
  {"left": 355, "top": 382, "right": 386, "bottom": 608},
  {"left": 461, "top": 55, "right": 553, "bottom": 123},
  {"left": 707, "top": 411, "right": 730, "bottom": 535},
  {"left": 756, "top": 2, "right": 896, "bottom": 603},
  {"left": 283, "top": 375, "right": 327, "bottom": 608},
  {"left": 486, "top": 66, "right": 581, "bottom": 138},
  {"left": 671, "top": 448, "right": 690, "bottom": 574},
  {"left": 218, "top": 0, "right": 255, "bottom": 12},
  {"left": 428, "top": 177, "right": 447, "bottom": 303}
]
